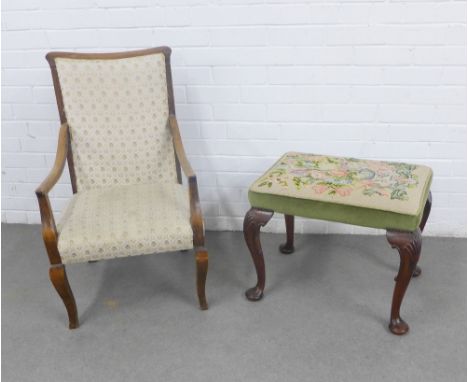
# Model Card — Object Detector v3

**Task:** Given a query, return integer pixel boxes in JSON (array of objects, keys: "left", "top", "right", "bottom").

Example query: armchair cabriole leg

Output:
[
  {"left": 386, "top": 229, "right": 422, "bottom": 335},
  {"left": 49, "top": 264, "right": 79, "bottom": 329},
  {"left": 195, "top": 248, "right": 208, "bottom": 310},
  {"left": 244, "top": 208, "right": 274, "bottom": 301},
  {"left": 279, "top": 214, "right": 295, "bottom": 254}
]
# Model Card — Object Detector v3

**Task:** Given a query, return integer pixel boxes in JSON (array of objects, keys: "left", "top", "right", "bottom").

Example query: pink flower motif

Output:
[
  {"left": 331, "top": 170, "right": 348, "bottom": 177},
  {"left": 313, "top": 185, "right": 328, "bottom": 194},
  {"left": 310, "top": 170, "right": 326, "bottom": 179},
  {"left": 336, "top": 187, "right": 353, "bottom": 197},
  {"left": 291, "top": 169, "right": 309, "bottom": 175},
  {"left": 376, "top": 169, "right": 389, "bottom": 177}
]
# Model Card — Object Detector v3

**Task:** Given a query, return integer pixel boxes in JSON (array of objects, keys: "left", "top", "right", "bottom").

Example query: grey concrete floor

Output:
[{"left": 2, "top": 223, "right": 466, "bottom": 382}]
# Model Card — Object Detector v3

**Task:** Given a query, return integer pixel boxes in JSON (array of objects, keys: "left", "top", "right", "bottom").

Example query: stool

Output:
[{"left": 243, "top": 152, "right": 433, "bottom": 335}]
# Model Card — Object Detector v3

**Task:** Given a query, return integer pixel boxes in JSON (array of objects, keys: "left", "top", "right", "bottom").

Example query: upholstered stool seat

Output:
[
  {"left": 57, "top": 183, "right": 194, "bottom": 264},
  {"left": 243, "top": 151, "right": 433, "bottom": 335},
  {"left": 248, "top": 152, "right": 433, "bottom": 231}
]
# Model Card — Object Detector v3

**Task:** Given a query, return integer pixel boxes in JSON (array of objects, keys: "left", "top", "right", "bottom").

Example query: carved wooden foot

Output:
[
  {"left": 49, "top": 264, "right": 79, "bottom": 329},
  {"left": 279, "top": 214, "right": 295, "bottom": 254},
  {"left": 195, "top": 248, "right": 208, "bottom": 310},
  {"left": 244, "top": 208, "right": 274, "bottom": 301},
  {"left": 394, "top": 264, "right": 421, "bottom": 281},
  {"left": 387, "top": 229, "right": 422, "bottom": 335}
]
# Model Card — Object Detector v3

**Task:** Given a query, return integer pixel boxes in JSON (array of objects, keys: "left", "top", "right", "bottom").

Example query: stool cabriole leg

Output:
[
  {"left": 393, "top": 191, "right": 431, "bottom": 280},
  {"left": 244, "top": 208, "right": 274, "bottom": 301},
  {"left": 419, "top": 191, "right": 432, "bottom": 232},
  {"left": 279, "top": 214, "right": 295, "bottom": 254},
  {"left": 413, "top": 191, "right": 432, "bottom": 277},
  {"left": 386, "top": 229, "right": 422, "bottom": 335}
]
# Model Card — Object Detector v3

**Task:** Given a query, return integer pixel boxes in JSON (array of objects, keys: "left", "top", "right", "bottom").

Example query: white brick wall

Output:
[{"left": 2, "top": 0, "right": 466, "bottom": 237}]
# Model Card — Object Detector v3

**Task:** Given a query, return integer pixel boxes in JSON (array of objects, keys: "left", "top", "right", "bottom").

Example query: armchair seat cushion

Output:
[
  {"left": 57, "top": 183, "right": 194, "bottom": 264},
  {"left": 248, "top": 152, "right": 433, "bottom": 231}
]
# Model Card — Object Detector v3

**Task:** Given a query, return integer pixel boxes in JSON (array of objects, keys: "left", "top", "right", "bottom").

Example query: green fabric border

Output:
[{"left": 248, "top": 171, "right": 432, "bottom": 231}]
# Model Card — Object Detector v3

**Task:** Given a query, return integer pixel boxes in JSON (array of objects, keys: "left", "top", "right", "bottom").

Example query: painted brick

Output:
[
  {"left": 187, "top": 86, "right": 240, "bottom": 103},
  {"left": 210, "top": 27, "right": 267, "bottom": 46},
  {"left": 1, "top": 0, "right": 465, "bottom": 237},
  {"left": 213, "top": 67, "right": 267, "bottom": 85}
]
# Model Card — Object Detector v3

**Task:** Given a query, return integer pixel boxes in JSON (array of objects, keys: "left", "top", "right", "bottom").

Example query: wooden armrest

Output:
[
  {"left": 35, "top": 122, "right": 69, "bottom": 196},
  {"left": 168, "top": 115, "right": 205, "bottom": 247},
  {"left": 168, "top": 115, "right": 195, "bottom": 179}
]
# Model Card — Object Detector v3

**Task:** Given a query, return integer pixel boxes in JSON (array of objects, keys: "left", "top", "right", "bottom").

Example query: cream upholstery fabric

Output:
[
  {"left": 57, "top": 183, "right": 194, "bottom": 264},
  {"left": 55, "top": 53, "right": 177, "bottom": 191}
]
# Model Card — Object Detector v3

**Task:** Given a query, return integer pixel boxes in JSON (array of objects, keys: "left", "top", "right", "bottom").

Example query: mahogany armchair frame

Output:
[{"left": 36, "top": 47, "right": 208, "bottom": 329}]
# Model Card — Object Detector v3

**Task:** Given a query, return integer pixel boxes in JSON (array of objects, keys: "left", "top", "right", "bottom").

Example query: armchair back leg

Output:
[
  {"left": 49, "top": 264, "right": 79, "bottom": 329},
  {"left": 195, "top": 248, "right": 208, "bottom": 310}
]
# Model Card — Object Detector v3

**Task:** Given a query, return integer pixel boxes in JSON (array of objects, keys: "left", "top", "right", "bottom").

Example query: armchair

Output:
[{"left": 36, "top": 47, "right": 208, "bottom": 329}]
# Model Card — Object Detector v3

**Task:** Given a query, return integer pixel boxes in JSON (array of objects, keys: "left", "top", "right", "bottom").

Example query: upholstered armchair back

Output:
[{"left": 51, "top": 51, "right": 178, "bottom": 192}]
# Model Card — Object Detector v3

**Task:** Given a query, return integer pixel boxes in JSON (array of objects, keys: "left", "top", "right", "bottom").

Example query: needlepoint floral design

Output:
[{"left": 256, "top": 153, "right": 419, "bottom": 201}]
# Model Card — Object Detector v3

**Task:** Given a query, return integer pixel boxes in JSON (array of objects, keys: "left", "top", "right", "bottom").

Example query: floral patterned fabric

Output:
[{"left": 250, "top": 152, "right": 433, "bottom": 216}]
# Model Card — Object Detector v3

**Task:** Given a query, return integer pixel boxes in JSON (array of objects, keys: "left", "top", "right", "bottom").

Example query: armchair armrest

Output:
[
  {"left": 168, "top": 115, "right": 205, "bottom": 247},
  {"left": 168, "top": 115, "right": 195, "bottom": 179},
  {"left": 35, "top": 123, "right": 69, "bottom": 264},
  {"left": 36, "top": 122, "right": 69, "bottom": 196}
]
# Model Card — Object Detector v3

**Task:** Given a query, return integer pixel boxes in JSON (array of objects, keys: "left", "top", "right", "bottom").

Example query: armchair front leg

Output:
[
  {"left": 36, "top": 193, "right": 61, "bottom": 265},
  {"left": 188, "top": 176, "right": 208, "bottom": 310},
  {"left": 169, "top": 115, "right": 208, "bottom": 309},
  {"left": 35, "top": 122, "right": 79, "bottom": 329},
  {"left": 188, "top": 176, "right": 205, "bottom": 247},
  {"left": 35, "top": 122, "right": 69, "bottom": 265}
]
